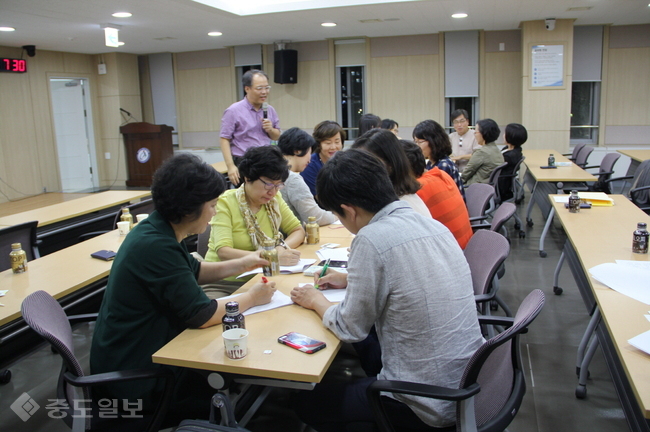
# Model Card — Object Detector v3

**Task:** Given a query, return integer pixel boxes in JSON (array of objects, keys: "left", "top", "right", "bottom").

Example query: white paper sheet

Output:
[
  {"left": 236, "top": 258, "right": 316, "bottom": 279},
  {"left": 315, "top": 247, "right": 349, "bottom": 262},
  {"left": 615, "top": 260, "right": 650, "bottom": 272},
  {"left": 216, "top": 291, "right": 293, "bottom": 316},
  {"left": 589, "top": 262, "right": 650, "bottom": 305},
  {"left": 299, "top": 283, "right": 346, "bottom": 303},
  {"left": 628, "top": 329, "right": 650, "bottom": 356}
]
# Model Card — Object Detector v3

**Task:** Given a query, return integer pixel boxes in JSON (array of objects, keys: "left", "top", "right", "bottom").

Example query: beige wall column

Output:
[
  {"left": 95, "top": 52, "right": 142, "bottom": 188},
  {"left": 521, "top": 19, "right": 574, "bottom": 151}
]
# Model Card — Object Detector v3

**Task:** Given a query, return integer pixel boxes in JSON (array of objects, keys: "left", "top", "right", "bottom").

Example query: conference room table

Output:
[
  {"left": 0, "top": 190, "right": 150, "bottom": 255},
  {"left": 0, "top": 192, "right": 90, "bottom": 218},
  {"left": 152, "top": 228, "right": 355, "bottom": 425},
  {"left": 211, "top": 161, "right": 228, "bottom": 174},
  {"left": 549, "top": 195, "right": 650, "bottom": 432},
  {"left": 522, "top": 149, "right": 596, "bottom": 257},
  {"left": 618, "top": 149, "right": 650, "bottom": 176}
]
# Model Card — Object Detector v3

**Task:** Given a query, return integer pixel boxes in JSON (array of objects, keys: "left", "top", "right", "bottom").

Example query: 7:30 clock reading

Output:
[{"left": 1, "top": 58, "right": 27, "bottom": 73}]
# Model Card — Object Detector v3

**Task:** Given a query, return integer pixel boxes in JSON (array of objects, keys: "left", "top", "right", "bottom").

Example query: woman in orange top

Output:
[{"left": 401, "top": 140, "right": 473, "bottom": 249}]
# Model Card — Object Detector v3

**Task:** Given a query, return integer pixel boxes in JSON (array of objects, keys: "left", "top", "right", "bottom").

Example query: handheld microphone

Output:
[
  {"left": 120, "top": 108, "right": 131, "bottom": 117},
  {"left": 262, "top": 102, "right": 268, "bottom": 119}
]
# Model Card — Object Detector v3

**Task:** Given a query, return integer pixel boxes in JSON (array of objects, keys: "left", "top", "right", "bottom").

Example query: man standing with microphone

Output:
[{"left": 220, "top": 69, "right": 281, "bottom": 185}]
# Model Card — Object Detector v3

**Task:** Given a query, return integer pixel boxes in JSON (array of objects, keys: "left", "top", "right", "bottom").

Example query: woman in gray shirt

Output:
[{"left": 278, "top": 127, "right": 338, "bottom": 225}]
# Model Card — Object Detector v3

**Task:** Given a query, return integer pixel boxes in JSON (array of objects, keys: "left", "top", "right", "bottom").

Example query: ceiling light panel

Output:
[{"left": 192, "top": 0, "right": 418, "bottom": 16}]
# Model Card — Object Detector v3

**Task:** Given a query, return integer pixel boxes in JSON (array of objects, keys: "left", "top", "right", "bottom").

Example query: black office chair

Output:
[
  {"left": 563, "top": 143, "right": 586, "bottom": 162},
  {"left": 21, "top": 290, "right": 174, "bottom": 432},
  {"left": 561, "top": 152, "right": 621, "bottom": 194},
  {"left": 79, "top": 199, "right": 155, "bottom": 241},
  {"left": 573, "top": 145, "right": 594, "bottom": 169},
  {"left": 0, "top": 220, "right": 40, "bottom": 271},
  {"left": 629, "top": 160, "right": 650, "bottom": 214},
  {"left": 465, "top": 184, "right": 495, "bottom": 229},
  {"left": 367, "top": 289, "right": 545, "bottom": 432}
]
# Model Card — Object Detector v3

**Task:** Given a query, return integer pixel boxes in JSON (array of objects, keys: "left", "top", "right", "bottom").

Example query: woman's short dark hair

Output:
[
  {"left": 359, "top": 114, "right": 382, "bottom": 135},
  {"left": 476, "top": 118, "right": 501, "bottom": 143},
  {"left": 312, "top": 120, "right": 346, "bottom": 154},
  {"left": 400, "top": 140, "right": 426, "bottom": 178},
  {"left": 278, "top": 127, "right": 316, "bottom": 157},
  {"left": 413, "top": 120, "right": 452, "bottom": 162},
  {"left": 381, "top": 118, "right": 398, "bottom": 130},
  {"left": 505, "top": 123, "right": 528, "bottom": 148},
  {"left": 151, "top": 153, "right": 225, "bottom": 224},
  {"left": 239, "top": 145, "right": 289, "bottom": 183},
  {"left": 317, "top": 149, "right": 398, "bottom": 216},
  {"left": 352, "top": 129, "right": 420, "bottom": 196}
]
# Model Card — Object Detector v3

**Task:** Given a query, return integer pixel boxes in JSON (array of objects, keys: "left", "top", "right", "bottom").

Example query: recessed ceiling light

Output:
[
  {"left": 452, "top": 13, "right": 468, "bottom": 18},
  {"left": 117, "top": 41, "right": 125, "bottom": 46},
  {"left": 208, "top": 31, "right": 223, "bottom": 36},
  {"left": 112, "top": 12, "right": 132, "bottom": 18},
  {"left": 321, "top": 22, "right": 337, "bottom": 27},
  {"left": 0, "top": 27, "right": 16, "bottom": 32}
]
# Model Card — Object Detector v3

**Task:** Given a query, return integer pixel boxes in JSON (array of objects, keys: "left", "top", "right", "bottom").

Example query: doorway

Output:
[
  {"left": 336, "top": 66, "right": 365, "bottom": 141},
  {"left": 49, "top": 78, "right": 99, "bottom": 192}
]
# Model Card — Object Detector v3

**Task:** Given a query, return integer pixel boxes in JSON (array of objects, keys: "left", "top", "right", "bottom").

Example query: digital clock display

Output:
[{"left": 1, "top": 58, "right": 27, "bottom": 73}]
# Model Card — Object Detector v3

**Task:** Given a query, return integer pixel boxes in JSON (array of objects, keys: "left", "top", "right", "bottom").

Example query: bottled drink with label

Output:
[
  {"left": 568, "top": 190, "right": 581, "bottom": 213},
  {"left": 10, "top": 243, "right": 27, "bottom": 274},
  {"left": 632, "top": 222, "right": 649, "bottom": 254},
  {"left": 120, "top": 208, "right": 133, "bottom": 229},
  {"left": 222, "top": 301, "right": 246, "bottom": 332},
  {"left": 306, "top": 216, "right": 320, "bottom": 245},
  {"left": 548, "top": 154, "right": 555, "bottom": 167},
  {"left": 260, "top": 239, "right": 279, "bottom": 276}
]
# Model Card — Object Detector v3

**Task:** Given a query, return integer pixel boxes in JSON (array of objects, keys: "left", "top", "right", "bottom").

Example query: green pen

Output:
[{"left": 314, "top": 258, "right": 330, "bottom": 290}]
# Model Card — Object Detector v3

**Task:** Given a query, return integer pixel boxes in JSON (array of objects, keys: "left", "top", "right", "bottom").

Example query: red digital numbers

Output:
[{"left": 1, "top": 58, "right": 27, "bottom": 73}]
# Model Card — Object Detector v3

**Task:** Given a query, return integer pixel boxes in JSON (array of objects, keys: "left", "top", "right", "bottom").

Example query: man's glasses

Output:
[
  {"left": 453, "top": 118, "right": 468, "bottom": 125},
  {"left": 258, "top": 178, "right": 285, "bottom": 190},
  {"left": 254, "top": 86, "right": 272, "bottom": 91}
]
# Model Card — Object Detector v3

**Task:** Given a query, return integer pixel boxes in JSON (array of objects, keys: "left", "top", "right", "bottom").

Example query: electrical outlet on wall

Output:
[{"left": 105, "top": 152, "right": 111, "bottom": 159}]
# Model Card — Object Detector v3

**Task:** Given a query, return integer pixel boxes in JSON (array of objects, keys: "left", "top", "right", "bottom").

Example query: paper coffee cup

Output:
[
  {"left": 117, "top": 221, "right": 130, "bottom": 236},
  {"left": 223, "top": 328, "right": 248, "bottom": 360},
  {"left": 136, "top": 214, "right": 148, "bottom": 222}
]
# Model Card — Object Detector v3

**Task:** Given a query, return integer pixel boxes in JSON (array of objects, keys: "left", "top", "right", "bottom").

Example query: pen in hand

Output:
[{"left": 314, "top": 258, "right": 330, "bottom": 290}]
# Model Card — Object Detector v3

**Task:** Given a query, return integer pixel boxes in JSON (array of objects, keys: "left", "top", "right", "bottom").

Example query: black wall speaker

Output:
[{"left": 274, "top": 49, "right": 297, "bottom": 84}]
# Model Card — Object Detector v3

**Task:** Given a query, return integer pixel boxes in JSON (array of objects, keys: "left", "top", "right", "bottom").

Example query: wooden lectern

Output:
[{"left": 120, "top": 122, "right": 174, "bottom": 187}]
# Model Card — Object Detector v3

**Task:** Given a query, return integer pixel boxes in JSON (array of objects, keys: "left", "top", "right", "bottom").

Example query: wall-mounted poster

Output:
[{"left": 531, "top": 44, "right": 564, "bottom": 88}]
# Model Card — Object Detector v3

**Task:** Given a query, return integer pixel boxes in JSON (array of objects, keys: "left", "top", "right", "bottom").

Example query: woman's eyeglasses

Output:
[{"left": 258, "top": 178, "right": 285, "bottom": 191}]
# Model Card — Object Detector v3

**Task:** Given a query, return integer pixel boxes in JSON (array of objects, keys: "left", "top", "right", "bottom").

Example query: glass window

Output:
[{"left": 570, "top": 82, "right": 600, "bottom": 143}]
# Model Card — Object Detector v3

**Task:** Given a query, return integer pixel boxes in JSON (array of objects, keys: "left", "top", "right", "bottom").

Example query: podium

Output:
[{"left": 120, "top": 122, "right": 174, "bottom": 187}]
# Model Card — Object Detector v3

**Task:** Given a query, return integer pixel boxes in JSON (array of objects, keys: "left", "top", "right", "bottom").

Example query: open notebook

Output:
[{"left": 553, "top": 192, "right": 614, "bottom": 206}]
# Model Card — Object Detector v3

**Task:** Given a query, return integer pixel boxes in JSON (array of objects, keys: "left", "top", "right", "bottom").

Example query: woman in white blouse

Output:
[{"left": 278, "top": 127, "right": 338, "bottom": 225}]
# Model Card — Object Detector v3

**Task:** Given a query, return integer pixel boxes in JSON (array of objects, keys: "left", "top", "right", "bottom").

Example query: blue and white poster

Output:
[{"left": 531, "top": 44, "right": 564, "bottom": 88}]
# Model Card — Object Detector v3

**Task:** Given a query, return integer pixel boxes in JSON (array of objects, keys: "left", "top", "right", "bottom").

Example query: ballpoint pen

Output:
[{"left": 314, "top": 258, "right": 330, "bottom": 290}]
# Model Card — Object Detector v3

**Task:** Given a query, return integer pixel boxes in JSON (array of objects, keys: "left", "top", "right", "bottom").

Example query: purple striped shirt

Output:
[{"left": 220, "top": 97, "right": 280, "bottom": 157}]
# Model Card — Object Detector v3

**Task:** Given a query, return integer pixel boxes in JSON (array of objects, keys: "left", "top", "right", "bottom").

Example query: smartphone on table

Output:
[{"left": 278, "top": 332, "right": 327, "bottom": 354}]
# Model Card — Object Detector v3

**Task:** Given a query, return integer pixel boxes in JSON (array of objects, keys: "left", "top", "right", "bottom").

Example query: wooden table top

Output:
[
  {"left": 550, "top": 195, "right": 650, "bottom": 418},
  {"left": 0, "top": 193, "right": 91, "bottom": 218},
  {"left": 523, "top": 149, "right": 597, "bottom": 182},
  {"left": 0, "top": 190, "right": 151, "bottom": 228},
  {"left": 152, "top": 230, "right": 355, "bottom": 383},
  {"left": 211, "top": 162, "right": 228, "bottom": 174},
  {"left": 618, "top": 150, "right": 650, "bottom": 163},
  {"left": 0, "top": 229, "right": 126, "bottom": 327}
]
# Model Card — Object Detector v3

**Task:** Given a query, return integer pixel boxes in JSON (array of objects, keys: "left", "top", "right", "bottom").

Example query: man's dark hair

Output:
[
  {"left": 278, "top": 127, "right": 316, "bottom": 158},
  {"left": 450, "top": 109, "right": 470, "bottom": 124},
  {"left": 238, "top": 145, "right": 289, "bottom": 183},
  {"left": 359, "top": 113, "right": 382, "bottom": 135},
  {"left": 352, "top": 129, "right": 420, "bottom": 196},
  {"left": 312, "top": 120, "right": 346, "bottom": 154},
  {"left": 151, "top": 153, "right": 225, "bottom": 224},
  {"left": 413, "top": 119, "right": 452, "bottom": 163},
  {"left": 505, "top": 123, "right": 528, "bottom": 148},
  {"left": 476, "top": 118, "right": 501, "bottom": 143},
  {"left": 400, "top": 140, "right": 426, "bottom": 178},
  {"left": 381, "top": 118, "right": 398, "bottom": 130},
  {"left": 317, "top": 149, "right": 398, "bottom": 216},
  {"left": 242, "top": 69, "right": 268, "bottom": 88}
]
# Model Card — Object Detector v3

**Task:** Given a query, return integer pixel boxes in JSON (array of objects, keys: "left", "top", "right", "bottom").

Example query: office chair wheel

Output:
[
  {"left": 0, "top": 369, "right": 11, "bottom": 384},
  {"left": 539, "top": 250, "right": 547, "bottom": 258},
  {"left": 553, "top": 286, "right": 563, "bottom": 295},
  {"left": 490, "top": 300, "right": 499, "bottom": 311},
  {"left": 514, "top": 222, "right": 521, "bottom": 230},
  {"left": 518, "top": 230, "right": 526, "bottom": 239},
  {"left": 575, "top": 384, "right": 587, "bottom": 399},
  {"left": 527, "top": 219, "right": 534, "bottom": 227}
]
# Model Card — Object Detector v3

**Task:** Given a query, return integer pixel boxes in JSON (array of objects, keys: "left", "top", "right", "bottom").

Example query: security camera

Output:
[{"left": 545, "top": 18, "right": 556, "bottom": 31}]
